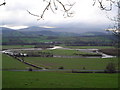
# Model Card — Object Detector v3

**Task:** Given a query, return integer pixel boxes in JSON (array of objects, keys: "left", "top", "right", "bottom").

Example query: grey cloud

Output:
[{"left": 0, "top": 0, "right": 115, "bottom": 33}]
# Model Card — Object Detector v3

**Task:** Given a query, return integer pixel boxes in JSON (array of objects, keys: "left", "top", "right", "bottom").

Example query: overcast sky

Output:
[{"left": 0, "top": 0, "right": 117, "bottom": 33}]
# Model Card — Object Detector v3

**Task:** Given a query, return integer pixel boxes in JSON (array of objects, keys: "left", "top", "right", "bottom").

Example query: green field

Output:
[
  {"left": 2, "top": 53, "right": 119, "bottom": 70},
  {"left": 2, "top": 45, "right": 115, "bottom": 50},
  {"left": 2, "top": 71, "right": 118, "bottom": 88},
  {"left": 2, "top": 45, "right": 35, "bottom": 50},
  {"left": 41, "top": 49, "right": 98, "bottom": 55},
  {"left": 19, "top": 49, "right": 100, "bottom": 56},
  {"left": 23, "top": 57, "right": 119, "bottom": 70},
  {"left": 2, "top": 54, "right": 34, "bottom": 70},
  {"left": 2, "top": 45, "right": 119, "bottom": 88},
  {"left": 2, "top": 53, "right": 119, "bottom": 88},
  {"left": 62, "top": 46, "right": 115, "bottom": 49},
  {"left": 3, "top": 35, "right": 112, "bottom": 45}
]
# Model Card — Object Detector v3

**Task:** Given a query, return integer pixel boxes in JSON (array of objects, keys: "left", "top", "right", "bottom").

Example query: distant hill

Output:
[
  {"left": 1, "top": 26, "right": 112, "bottom": 37},
  {"left": 1, "top": 27, "right": 80, "bottom": 37},
  {"left": 18, "top": 26, "right": 50, "bottom": 31},
  {"left": 0, "top": 27, "right": 26, "bottom": 37}
]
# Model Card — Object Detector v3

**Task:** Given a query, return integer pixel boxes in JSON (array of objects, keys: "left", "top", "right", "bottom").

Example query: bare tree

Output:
[
  {"left": 27, "top": 0, "right": 75, "bottom": 20},
  {"left": 28, "top": 0, "right": 119, "bottom": 29},
  {"left": 94, "top": 0, "right": 120, "bottom": 30},
  {"left": 93, "top": 0, "right": 119, "bottom": 11},
  {"left": 93, "top": 0, "right": 119, "bottom": 26},
  {"left": 0, "top": 0, "right": 6, "bottom": 6},
  {"left": 27, "top": 0, "right": 119, "bottom": 43},
  {"left": 93, "top": 0, "right": 120, "bottom": 47}
]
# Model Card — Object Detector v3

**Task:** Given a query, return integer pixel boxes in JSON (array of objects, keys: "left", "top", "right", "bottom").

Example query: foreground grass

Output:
[
  {"left": 2, "top": 71, "right": 118, "bottom": 88},
  {"left": 24, "top": 57, "right": 119, "bottom": 70}
]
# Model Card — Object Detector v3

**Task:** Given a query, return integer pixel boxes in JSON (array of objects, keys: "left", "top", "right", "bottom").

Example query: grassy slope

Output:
[
  {"left": 2, "top": 54, "right": 32, "bottom": 70},
  {"left": 24, "top": 57, "right": 119, "bottom": 70},
  {"left": 2, "top": 71, "right": 118, "bottom": 88}
]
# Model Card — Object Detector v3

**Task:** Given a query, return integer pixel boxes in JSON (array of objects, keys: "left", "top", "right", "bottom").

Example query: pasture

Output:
[
  {"left": 62, "top": 46, "right": 115, "bottom": 49},
  {"left": 2, "top": 35, "right": 113, "bottom": 46},
  {"left": 2, "top": 53, "right": 119, "bottom": 70},
  {"left": 23, "top": 57, "right": 119, "bottom": 70},
  {"left": 2, "top": 45, "right": 35, "bottom": 50},
  {"left": 2, "top": 54, "right": 34, "bottom": 70},
  {"left": 18, "top": 49, "right": 100, "bottom": 56},
  {"left": 1, "top": 45, "right": 119, "bottom": 88},
  {"left": 2, "top": 71, "right": 118, "bottom": 88},
  {"left": 2, "top": 45, "right": 114, "bottom": 50}
]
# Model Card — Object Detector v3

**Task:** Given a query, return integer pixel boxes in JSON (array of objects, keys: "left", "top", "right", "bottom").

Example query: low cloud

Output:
[{"left": 0, "top": 0, "right": 116, "bottom": 33}]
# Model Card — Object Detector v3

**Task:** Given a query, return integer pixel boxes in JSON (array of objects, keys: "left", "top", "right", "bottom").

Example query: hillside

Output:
[
  {"left": 1, "top": 26, "right": 80, "bottom": 37},
  {"left": 1, "top": 27, "right": 26, "bottom": 37},
  {"left": 1, "top": 26, "right": 111, "bottom": 37}
]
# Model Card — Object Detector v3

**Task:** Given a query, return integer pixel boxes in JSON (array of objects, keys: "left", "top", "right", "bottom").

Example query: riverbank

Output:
[{"left": 99, "top": 48, "right": 120, "bottom": 57}]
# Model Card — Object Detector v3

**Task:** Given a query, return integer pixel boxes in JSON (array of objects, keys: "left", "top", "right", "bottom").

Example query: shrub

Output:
[
  {"left": 83, "top": 67, "right": 86, "bottom": 70},
  {"left": 28, "top": 67, "right": 33, "bottom": 71},
  {"left": 58, "top": 66, "right": 64, "bottom": 69},
  {"left": 105, "top": 62, "right": 116, "bottom": 73}
]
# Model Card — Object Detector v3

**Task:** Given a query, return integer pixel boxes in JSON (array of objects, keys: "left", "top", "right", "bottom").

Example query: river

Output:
[{"left": 1, "top": 46, "right": 116, "bottom": 58}]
